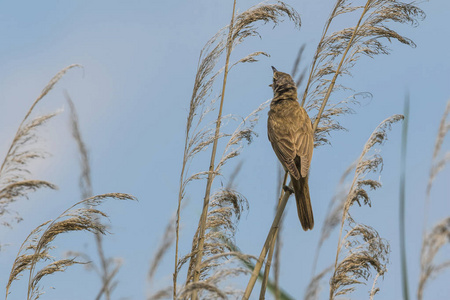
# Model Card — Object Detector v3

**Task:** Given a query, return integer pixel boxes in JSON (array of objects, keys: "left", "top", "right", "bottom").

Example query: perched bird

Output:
[{"left": 267, "top": 66, "right": 314, "bottom": 231}]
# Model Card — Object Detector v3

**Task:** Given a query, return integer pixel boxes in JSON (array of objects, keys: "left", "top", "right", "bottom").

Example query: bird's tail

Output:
[{"left": 291, "top": 174, "right": 314, "bottom": 231}]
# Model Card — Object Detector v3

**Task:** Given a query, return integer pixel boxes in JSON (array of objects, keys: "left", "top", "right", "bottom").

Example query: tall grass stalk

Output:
[
  {"left": 259, "top": 172, "right": 286, "bottom": 300},
  {"left": 243, "top": 184, "right": 292, "bottom": 300},
  {"left": 399, "top": 95, "right": 410, "bottom": 300},
  {"left": 273, "top": 174, "right": 283, "bottom": 300},
  {"left": 191, "top": 2, "right": 237, "bottom": 297}
]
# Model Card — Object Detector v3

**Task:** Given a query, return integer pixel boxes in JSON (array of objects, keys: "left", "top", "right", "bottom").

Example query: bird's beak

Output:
[
  {"left": 271, "top": 66, "right": 278, "bottom": 73},
  {"left": 269, "top": 84, "right": 273, "bottom": 87}
]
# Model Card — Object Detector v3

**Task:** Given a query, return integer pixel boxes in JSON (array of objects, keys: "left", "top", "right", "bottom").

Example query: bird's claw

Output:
[{"left": 283, "top": 185, "right": 294, "bottom": 194}]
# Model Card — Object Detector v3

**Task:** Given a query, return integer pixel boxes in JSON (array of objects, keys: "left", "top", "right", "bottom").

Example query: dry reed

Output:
[
  {"left": 0, "top": 65, "right": 81, "bottom": 228},
  {"left": 6, "top": 193, "right": 135, "bottom": 300},
  {"left": 329, "top": 115, "right": 404, "bottom": 299}
]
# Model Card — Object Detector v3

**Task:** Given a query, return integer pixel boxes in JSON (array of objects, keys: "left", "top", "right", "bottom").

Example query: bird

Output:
[{"left": 267, "top": 66, "right": 314, "bottom": 231}]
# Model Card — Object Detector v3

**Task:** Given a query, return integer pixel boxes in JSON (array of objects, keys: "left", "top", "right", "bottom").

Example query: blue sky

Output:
[{"left": 0, "top": 1, "right": 449, "bottom": 299}]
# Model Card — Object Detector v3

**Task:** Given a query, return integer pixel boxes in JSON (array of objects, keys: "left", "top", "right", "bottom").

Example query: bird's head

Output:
[{"left": 270, "top": 66, "right": 297, "bottom": 100}]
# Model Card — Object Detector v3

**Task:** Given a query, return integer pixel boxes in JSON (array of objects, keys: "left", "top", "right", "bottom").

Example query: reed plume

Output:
[
  {"left": 0, "top": 65, "right": 81, "bottom": 228},
  {"left": 5, "top": 193, "right": 135, "bottom": 300},
  {"left": 301, "top": 0, "right": 424, "bottom": 145},
  {"left": 329, "top": 115, "right": 404, "bottom": 299}
]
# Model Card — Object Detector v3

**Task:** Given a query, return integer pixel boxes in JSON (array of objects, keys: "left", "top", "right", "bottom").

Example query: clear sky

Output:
[{"left": 0, "top": 1, "right": 449, "bottom": 299}]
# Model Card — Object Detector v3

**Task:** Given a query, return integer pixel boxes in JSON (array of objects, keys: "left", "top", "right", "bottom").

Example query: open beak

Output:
[{"left": 271, "top": 66, "right": 278, "bottom": 73}]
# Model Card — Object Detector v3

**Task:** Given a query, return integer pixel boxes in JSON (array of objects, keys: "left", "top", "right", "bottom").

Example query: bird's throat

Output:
[{"left": 273, "top": 88, "right": 298, "bottom": 102}]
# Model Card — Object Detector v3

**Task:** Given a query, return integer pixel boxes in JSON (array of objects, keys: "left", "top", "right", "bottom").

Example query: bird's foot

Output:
[{"left": 283, "top": 185, "right": 294, "bottom": 194}]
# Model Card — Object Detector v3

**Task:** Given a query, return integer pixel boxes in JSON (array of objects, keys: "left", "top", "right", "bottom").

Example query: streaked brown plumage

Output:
[{"left": 267, "top": 66, "right": 314, "bottom": 231}]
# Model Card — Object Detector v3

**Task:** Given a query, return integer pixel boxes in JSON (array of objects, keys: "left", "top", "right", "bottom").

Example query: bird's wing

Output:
[
  {"left": 268, "top": 108, "right": 301, "bottom": 180},
  {"left": 268, "top": 104, "right": 314, "bottom": 179},
  {"left": 295, "top": 107, "right": 314, "bottom": 177}
]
